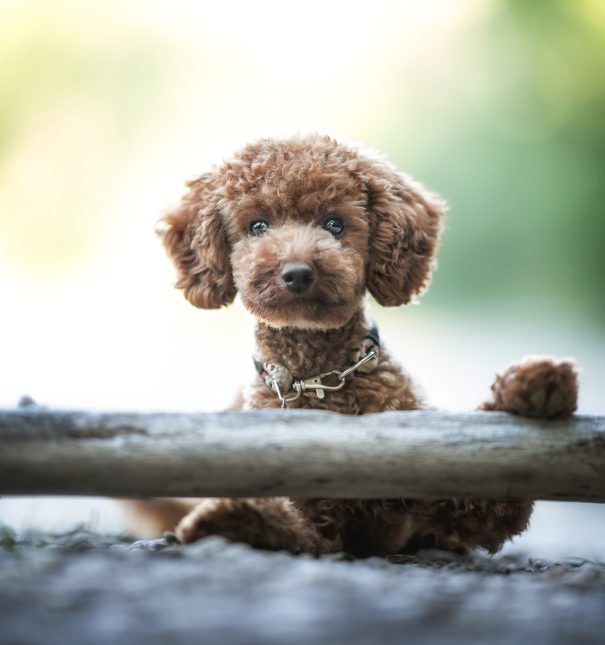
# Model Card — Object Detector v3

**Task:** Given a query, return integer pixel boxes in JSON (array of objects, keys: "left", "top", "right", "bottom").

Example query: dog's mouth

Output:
[
  {"left": 241, "top": 287, "right": 361, "bottom": 330},
  {"left": 259, "top": 295, "right": 347, "bottom": 313},
  {"left": 252, "top": 276, "right": 351, "bottom": 309},
  {"left": 254, "top": 302, "right": 358, "bottom": 330}
]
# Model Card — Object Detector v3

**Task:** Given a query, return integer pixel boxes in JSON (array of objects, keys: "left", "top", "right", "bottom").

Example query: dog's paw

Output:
[
  {"left": 175, "top": 497, "right": 313, "bottom": 553},
  {"left": 176, "top": 498, "right": 258, "bottom": 545},
  {"left": 483, "top": 357, "right": 578, "bottom": 420}
]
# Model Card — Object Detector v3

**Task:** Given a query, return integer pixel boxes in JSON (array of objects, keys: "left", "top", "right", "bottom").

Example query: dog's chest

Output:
[{"left": 248, "top": 357, "right": 420, "bottom": 414}]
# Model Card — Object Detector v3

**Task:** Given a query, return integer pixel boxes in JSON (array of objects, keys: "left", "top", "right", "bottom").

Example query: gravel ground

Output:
[{"left": 1, "top": 526, "right": 604, "bottom": 645}]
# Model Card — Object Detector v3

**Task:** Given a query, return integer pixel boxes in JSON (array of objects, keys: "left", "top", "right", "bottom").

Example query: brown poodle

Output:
[{"left": 151, "top": 134, "right": 578, "bottom": 557}]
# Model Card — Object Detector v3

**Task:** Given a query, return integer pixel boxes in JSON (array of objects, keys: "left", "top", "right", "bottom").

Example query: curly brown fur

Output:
[
  {"left": 154, "top": 134, "right": 579, "bottom": 558},
  {"left": 250, "top": 310, "right": 422, "bottom": 414}
]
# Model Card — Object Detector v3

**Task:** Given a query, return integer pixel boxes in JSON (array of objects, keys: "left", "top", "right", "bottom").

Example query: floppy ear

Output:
[
  {"left": 361, "top": 158, "right": 446, "bottom": 306},
  {"left": 157, "top": 172, "right": 236, "bottom": 309}
]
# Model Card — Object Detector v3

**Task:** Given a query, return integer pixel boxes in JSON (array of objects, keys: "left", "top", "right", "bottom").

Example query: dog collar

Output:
[{"left": 253, "top": 324, "right": 381, "bottom": 409}]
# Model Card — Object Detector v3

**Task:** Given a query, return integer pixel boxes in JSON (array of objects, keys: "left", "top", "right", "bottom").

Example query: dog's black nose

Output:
[{"left": 281, "top": 262, "right": 315, "bottom": 293}]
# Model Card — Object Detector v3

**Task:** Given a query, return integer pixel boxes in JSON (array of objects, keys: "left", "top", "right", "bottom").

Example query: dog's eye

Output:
[
  {"left": 323, "top": 216, "right": 344, "bottom": 236},
  {"left": 249, "top": 219, "right": 270, "bottom": 236}
]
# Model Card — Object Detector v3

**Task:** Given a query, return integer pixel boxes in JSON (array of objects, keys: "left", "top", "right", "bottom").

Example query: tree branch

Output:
[{"left": 1, "top": 409, "right": 603, "bottom": 501}]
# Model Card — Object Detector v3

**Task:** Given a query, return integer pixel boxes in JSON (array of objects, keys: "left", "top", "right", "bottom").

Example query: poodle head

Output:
[{"left": 159, "top": 135, "right": 445, "bottom": 329}]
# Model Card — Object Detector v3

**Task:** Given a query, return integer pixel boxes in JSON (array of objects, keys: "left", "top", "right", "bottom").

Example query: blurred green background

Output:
[{"left": 0, "top": 0, "right": 603, "bottom": 413}]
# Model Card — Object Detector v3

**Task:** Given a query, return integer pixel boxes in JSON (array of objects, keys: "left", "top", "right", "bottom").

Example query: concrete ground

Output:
[{"left": 1, "top": 527, "right": 603, "bottom": 645}]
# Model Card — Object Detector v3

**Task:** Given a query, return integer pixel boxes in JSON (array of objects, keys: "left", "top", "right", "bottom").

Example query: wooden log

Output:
[{"left": 0, "top": 409, "right": 603, "bottom": 501}]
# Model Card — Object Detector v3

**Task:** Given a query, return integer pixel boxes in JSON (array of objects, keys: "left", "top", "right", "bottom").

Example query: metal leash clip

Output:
[
  {"left": 271, "top": 350, "right": 376, "bottom": 409},
  {"left": 270, "top": 378, "right": 301, "bottom": 409}
]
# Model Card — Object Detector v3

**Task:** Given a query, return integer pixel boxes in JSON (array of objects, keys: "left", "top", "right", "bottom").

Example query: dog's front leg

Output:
[
  {"left": 175, "top": 497, "right": 330, "bottom": 555},
  {"left": 405, "top": 497, "right": 534, "bottom": 554},
  {"left": 408, "top": 356, "right": 579, "bottom": 554}
]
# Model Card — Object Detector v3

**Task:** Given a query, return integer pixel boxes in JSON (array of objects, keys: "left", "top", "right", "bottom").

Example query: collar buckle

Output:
[{"left": 299, "top": 372, "right": 346, "bottom": 399}]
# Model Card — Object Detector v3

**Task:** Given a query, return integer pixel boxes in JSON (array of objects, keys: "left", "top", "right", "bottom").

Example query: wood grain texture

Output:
[{"left": 1, "top": 409, "right": 603, "bottom": 501}]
